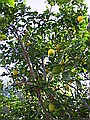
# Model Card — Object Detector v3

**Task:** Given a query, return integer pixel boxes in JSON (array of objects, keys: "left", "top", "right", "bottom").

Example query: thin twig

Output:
[
  {"left": 36, "top": 89, "right": 54, "bottom": 120},
  {"left": 67, "top": 83, "right": 90, "bottom": 111},
  {"left": 19, "top": 40, "right": 35, "bottom": 79},
  {"left": 11, "top": 81, "right": 34, "bottom": 86},
  {"left": 10, "top": 27, "right": 35, "bottom": 79},
  {"left": 42, "top": 55, "right": 46, "bottom": 81}
]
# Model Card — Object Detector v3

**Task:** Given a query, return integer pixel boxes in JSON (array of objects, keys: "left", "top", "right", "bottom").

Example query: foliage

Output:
[
  {"left": 0, "top": 0, "right": 15, "bottom": 7},
  {"left": 0, "top": 0, "right": 90, "bottom": 119}
]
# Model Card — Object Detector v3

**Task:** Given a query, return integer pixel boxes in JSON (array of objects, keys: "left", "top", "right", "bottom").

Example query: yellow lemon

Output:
[
  {"left": 49, "top": 103, "right": 55, "bottom": 112},
  {"left": 26, "top": 41, "right": 32, "bottom": 46},
  {"left": 48, "top": 49, "right": 55, "bottom": 56},
  {"left": 77, "top": 16, "right": 84, "bottom": 23},
  {"left": 13, "top": 69, "right": 18, "bottom": 76}
]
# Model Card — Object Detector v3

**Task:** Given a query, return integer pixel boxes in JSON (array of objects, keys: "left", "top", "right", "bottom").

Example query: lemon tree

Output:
[{"left": 0, "top": 0, "right": 90, "bottom": 120}]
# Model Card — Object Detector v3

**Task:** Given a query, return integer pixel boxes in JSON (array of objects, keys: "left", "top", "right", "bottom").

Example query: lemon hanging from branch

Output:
[
  {"left": 77, "top": 16, "right": 84, "bottom": 23},
  {"left": 49, "top": 103, "right": 55, "bottom": 112},
  {"left": 13, "top": 69, "right": 18, "bottom": 76},
  {"left": 48, "top": 49, "right": 55, "bottom": 56}
]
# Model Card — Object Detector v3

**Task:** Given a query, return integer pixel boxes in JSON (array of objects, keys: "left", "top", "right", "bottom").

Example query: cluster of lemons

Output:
[
  {"left": 11, "top": 15, "right": 84, "bottom": 113},
  {"left": 48, "top": 44, "right": 60, "bottom": 56},
  {"left": 47, "top": 16, "right": 84, "bottom": 112},
  {"left": 48, "top": 16, "right": 84, "bottom": 56}
]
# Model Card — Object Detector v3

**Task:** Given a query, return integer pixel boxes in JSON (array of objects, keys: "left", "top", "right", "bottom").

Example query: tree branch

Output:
[
  {"left": 36, "top": 88, "right": 54, "bottom": 120},
  {"left": 67, "top": 83, "right": 90, "bottom": 111},
  {"left": 19, "top": 40, "right": 35, "bottom": 79},
  {"left": 10, "top": 27, "right": 35, "bottom": 80},
  {"left": 42, "top": 55, "right": 46, "bottom": 81}
]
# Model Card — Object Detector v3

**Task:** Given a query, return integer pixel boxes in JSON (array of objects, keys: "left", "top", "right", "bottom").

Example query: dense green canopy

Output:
[{"left": 0, "top": 0, "right": 90, "bottom": 119}]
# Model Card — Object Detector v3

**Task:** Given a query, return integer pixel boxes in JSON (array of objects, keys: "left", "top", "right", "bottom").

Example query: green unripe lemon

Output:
[{"left": 49, "top": 103, "right": 55, "bottom": 112}]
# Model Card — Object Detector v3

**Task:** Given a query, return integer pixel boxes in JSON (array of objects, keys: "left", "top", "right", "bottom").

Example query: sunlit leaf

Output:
[{"left": 7, "top": 0, "right": 15, "bottom": 7}]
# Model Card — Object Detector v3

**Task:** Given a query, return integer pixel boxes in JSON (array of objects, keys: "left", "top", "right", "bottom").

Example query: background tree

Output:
[{"left": 0, "top": 0, "right": 90, "bottom": 119}]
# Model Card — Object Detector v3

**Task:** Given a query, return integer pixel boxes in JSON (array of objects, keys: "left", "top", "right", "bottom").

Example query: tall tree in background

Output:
[{"left": 0, "top": 0, "right": 90, "bottom": 119}]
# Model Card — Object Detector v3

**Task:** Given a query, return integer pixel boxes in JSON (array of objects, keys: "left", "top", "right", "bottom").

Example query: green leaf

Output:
[
  {"left": 62, "top": 71, "right": 70, "bottom": 80},
  {"left": 0, "top": 0, "right": 15, "bottom": 7},
  {"left": 37, "top": 35, "right": 42, "bottom": 40},
  {"left": 52, "top": 64, "right": 62, "bottom": 74},
  {"left": 57, "top": 0, "right": 71, "bottom": 4},
  {"left": 7, "top": 0, "right": 15, "bottom": 7}
]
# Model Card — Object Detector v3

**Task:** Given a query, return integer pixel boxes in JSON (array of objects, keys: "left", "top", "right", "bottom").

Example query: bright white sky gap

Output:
[{"left": 26, "top": 0, "right": 90, "bottom": 14}]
